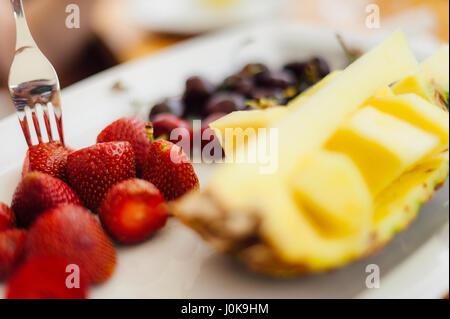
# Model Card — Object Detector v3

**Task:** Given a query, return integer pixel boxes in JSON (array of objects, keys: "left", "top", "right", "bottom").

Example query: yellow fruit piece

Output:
[
  {"left": 421, "top": 45, "right": 449, "bottom": 93},
  {"left": 210, "top": 107, "right": 288, "bottom": 155},
  {"left": 273, "top": 31, "right": 418, "bottom": 176},
  {"left": 374, "top": 152, "right": 449, "bottom": 244},
  {"left": 392, "top": 45, "right": 449, "bottom": 104},
  {"left": 287, "top": 71, "right": 342, "bottom": 108},
  {"left": 326, "top": 106, "right": 439, "bottom": 196},
  {"left": 290, "top": 151, "right": 373, "bottom": 237},
  {"left": 368, "top": 94, "right": 449, "bottom": 148},
  {"left": 373, "top": 85, "right": 395, "bottom": 98}
]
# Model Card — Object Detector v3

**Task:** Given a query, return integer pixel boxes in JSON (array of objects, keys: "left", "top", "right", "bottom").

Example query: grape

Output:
[
  {"left": 205, "top": 93, "right": 246, "bottom": 115},
  {"left": 150, "top": 98, "right": 184, "bottom": 120},
  {"left": 182, "top": 76, "right": 215, "bottom": 116}
]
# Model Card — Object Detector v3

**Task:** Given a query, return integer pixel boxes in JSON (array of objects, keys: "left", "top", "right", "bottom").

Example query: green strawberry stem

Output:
[{"left": 145, "top": 123, "right": 154, "bottom": 144}]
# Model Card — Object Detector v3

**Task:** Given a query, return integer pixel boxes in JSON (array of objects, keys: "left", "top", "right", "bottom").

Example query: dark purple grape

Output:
[
  {"left": 149, "top": 97, "right": 184, "bottom": 120},
  {"left": 304, "top": 57, "right": 330, "bottom": 83},
  {"left": 182, "top": 76, "right": 215, "bottom": 116},
  {"left": 205, "top": 93, "right": 246, "bottom": 115},
  {"left": 283, "top": 62, "right": 307, "bottom": 80},
  {"left": 254, "top": 70, "right": 296, "bottom": 89},
  {"left": 221, "top": 75, "right": 254, "bottom": 98},
  {"left": 239, "top": 63, "right": 269, "bottom": 78}
]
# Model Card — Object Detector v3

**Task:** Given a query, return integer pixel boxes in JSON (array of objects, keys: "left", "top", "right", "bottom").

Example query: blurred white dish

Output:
[
  {"left": 0, "top": 22, "right": 447, "bottom": 299},
  {"left": 129, "top": 0, "right": 285, "bottom": 34}
]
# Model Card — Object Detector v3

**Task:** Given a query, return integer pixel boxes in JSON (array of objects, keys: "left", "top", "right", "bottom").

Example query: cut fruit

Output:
[
  {"left": 287, "top": 71, "right": 342, "bottom": 108},
  {"left": 210, "top": 107, "right": 288, "bottom": 156},
  {"left": 392, "top": 45, "right": 449, "bottom": 108},
  {"left": 326, "top": 106, "right": 439, "bottom": 196},
  {"left": 273, "top": 31, "right": 419, "bottom": 176},
  {"left": 172, "top": 32, "right": 443, "bottom": 276},
  {"left": 290, "top": 151, "right": 373, "bottom": 237},
  {"left": 367, "top": 94, "right": 449, "bottom": 148},
  {"left": 373, "top": 152, "right": 449, "bottom": 244}
]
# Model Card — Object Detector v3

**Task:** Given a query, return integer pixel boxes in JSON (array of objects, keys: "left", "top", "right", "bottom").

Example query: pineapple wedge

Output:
[
  {"left": 367, "top": 94, "right": 449, "bottom": 148},
  {"left": 173, "top": 32, "right": 448, "bottom": 276},
  {"left": 210, "top": 107, "right": 288, "bottom": 156},
  {"left": 326, "top": 106, "right": 440, "bottom": 196},
  {"left": 392, "top": 45, "right": 449, "bottom": 108},
  {"left": 290, "top": 150, "right": 373, "bottom": 236}
]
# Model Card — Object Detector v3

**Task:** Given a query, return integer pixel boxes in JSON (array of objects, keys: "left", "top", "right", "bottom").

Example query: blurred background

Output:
[{"left": 0, "top": 0, "right": 448, "bottom": 118}]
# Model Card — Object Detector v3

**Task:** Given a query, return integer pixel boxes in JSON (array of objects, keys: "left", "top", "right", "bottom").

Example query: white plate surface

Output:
[{"left": 0, "top": 22, "right": 448, "bottom": 299}]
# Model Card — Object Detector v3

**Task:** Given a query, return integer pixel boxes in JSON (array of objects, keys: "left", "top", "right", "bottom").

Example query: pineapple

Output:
[
  {"left": 326, "top": 106, "right": 440, "bottom": 196},
  {"left": 172, "top": 32, "right": 449, "bottom": 275},
  {"left": 392, "top": 45, "right": 449, "bottom": 109}
]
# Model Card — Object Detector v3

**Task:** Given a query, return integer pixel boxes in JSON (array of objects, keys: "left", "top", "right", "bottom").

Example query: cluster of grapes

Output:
[
  {"left": 148, "top": 57, "right": 330, "bottom": 153},
  {"left": 150, "top": 57, "right": 330, "bottom": 121}
]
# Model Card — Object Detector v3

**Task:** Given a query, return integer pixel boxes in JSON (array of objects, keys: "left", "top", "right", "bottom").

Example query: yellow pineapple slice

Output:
[
  {"left": 172, "top": 32, "right": 444, "bottom": 276},
  {"left": 290, "top": 150, "right": 373, "bottom": 236},
  {"left": 326, "top": 106, "right": 439, "bottom": 195},
  {"left": 368, "top": 94, "right": 449, "bottom": 148},
  {"left": 392, "top": 45, "right": 449, "bottom": 107},
  {"left": 210, "top": 107, "right": 288, "bottom": 156}
]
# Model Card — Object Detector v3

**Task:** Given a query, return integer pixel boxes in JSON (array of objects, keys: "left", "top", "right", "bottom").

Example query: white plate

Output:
[
  {"left": 0, "top": 22, "right": 448, "bottom": 299},
  {"left": 129, "top": 0, "right": 284, "bottom": 35}
]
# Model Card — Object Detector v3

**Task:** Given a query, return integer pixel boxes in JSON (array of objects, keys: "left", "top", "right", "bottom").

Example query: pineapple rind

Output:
[{"left": 172, "top": 152, "right": 448, "bottom": 276}]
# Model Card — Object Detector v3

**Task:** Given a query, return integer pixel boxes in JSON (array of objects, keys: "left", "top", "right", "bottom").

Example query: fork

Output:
[{"left": 8, "top": 0, "right": 64, "bottom": 146}]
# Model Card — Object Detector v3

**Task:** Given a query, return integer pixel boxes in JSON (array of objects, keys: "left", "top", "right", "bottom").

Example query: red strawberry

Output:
[
  {"left": 0, "top": 229, "right": 27, "bottom": 280},
  {"left": 143, "top": 139, "right": 199, "bottom": 201},
  {"left": 11, "top": 172, "right": 81, "bottom": 228},
  {"left": 0, "top": 203, "right": 15, "bottom": 231},
  {"left": 22, "top": 141, "right": 73, "bottom": 182},
  {"left": 6, "top": 255, "right": 87, "bottom": 299},
  {"left": 97, "top": 117, "right": 151, "bottom": 177},
  {"left": 67, "top": 141, "right": 136, "bottom": 212},
  {"left": 25, "top": 204, "right": 117, "bottom": 284},
  {"left": 99, "top": 179, "right": 169, "bottom": 244}
]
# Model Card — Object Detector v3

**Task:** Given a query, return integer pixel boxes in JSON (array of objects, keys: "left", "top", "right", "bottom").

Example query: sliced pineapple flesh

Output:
[
  {"left": 210, "top": 107, "right": 288, "bottom": 156},
  {"left": 368, "top": 94, "right": 449, "bottom": 148},
  {"left": 173, "top": 32, "right": 449, "bottom": 276},
  {"left": 392, "top": 45, "right": 449, "bottom": 106},
  {"left": 290, "top": 150, "right": 373, "bottom": 237},
  {"left": 326, "top": 106, "right": 440, "bottom": 196}
]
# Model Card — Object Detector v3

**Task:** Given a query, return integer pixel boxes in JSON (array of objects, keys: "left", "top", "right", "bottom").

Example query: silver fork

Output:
[{"left": 8, "top": 0, "right": 64, "bottom": 146}]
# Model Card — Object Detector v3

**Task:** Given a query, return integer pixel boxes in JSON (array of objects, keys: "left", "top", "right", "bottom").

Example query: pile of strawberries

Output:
[{"left": 0, "top": 117, "right": 199, "bottom": 299}]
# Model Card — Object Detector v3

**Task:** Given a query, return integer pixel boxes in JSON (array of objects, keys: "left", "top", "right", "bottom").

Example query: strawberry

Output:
[
  {"left": 99, "top": 179, "right": 169, "bottom": 244},
  {"left": 67, "top": 141, "right": 136, "bottom": 212},
  {"left": 143, "top": 138, "right": 199, "bottom": 201},
  {"left": 25, "top": 204, "right": 117, "bottom": 284},
  {"left": 0, "top": 203, "right": 15, "bottom": 231},
  {"left": 0, "top": 229, "right": 27, "bottom": 281},
  {"left": 11, "top": 172, "right": 81, "bottom": 228},
  {"left": 22, "top": 141, "right": 73, "bottom": 182},
  {"left": 97, "top": 117, "right": 151, "bottom": 177},
  {"left": 6, "top": 255, "right": 87, "bottom": 299}
]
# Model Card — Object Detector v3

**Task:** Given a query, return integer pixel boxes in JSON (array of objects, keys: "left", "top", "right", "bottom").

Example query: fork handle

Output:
[{"left": 10, "top": 0, "right": 37, "bottom": 50}]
